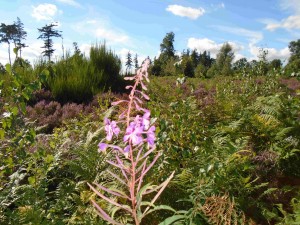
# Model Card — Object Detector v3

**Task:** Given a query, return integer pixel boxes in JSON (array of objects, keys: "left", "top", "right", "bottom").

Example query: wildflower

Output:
[
  {"left": 146, "top": 126, "right": 156, "bottom": 147},
  {"left": 104, "top": 118, "right": 120, "bottom": 141},
  {"left": 142, "top": 110, "right": 150, "bottom": 130},
  {"left": 124, "top": 121, "right": 143, "bottom": 146}
]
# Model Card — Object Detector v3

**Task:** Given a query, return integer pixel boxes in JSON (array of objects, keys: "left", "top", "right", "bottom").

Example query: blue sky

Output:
[{"left": 0, "top": 0, "right": 299, "bottom": 67}]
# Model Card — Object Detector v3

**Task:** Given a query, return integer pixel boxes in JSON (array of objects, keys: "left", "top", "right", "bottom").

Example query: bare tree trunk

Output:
[{"left": 8, "top": 42, "right": 12, "bottom": 69}]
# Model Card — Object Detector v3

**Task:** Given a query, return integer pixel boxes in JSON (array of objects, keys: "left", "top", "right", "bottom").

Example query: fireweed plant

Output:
[{"left": 88, "top": 59, "right": 175, "bottom": 225}]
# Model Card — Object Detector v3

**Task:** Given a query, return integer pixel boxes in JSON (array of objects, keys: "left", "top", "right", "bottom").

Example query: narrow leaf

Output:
[
  {"left": 88, "top": 183, "right": 131, "bottom": 213},
  {"left": 158, "top": 215, "right": 186, "bottom": 225},
  {"left": 93, "top": 183, "right": 129, "bottom": 199},
  {"left": 136, "top": 153, "right": 161, "bottom": 183},
  {"left": 143, "top": 171, "right": 175, "bottom": 215},
  {"left": 91, "top": 200, "right": 123, "bottom": 225},
  {"left": 142, "top": 204, "right": 176, "bottom": 218},
  {"left": 107, "top": 170, "right": 127, "bottom": 186}
]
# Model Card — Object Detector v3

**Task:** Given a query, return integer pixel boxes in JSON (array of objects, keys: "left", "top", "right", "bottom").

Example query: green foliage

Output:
[
  {"left": 38, "top": 43, "right": 123, "bottom": 103},
  {"left": 215, "top": 42, "right": 235, "bottom": 76}
]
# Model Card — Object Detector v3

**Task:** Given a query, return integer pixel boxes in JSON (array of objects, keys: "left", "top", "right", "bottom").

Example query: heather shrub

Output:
[{"left": 26, "top": 100, "right": 62, "bottom": 132}]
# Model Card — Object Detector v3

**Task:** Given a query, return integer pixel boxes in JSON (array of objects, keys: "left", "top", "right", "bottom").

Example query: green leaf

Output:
[
  {"left": 0, "top": 129, "right": 4, "bottom": 139},
  {"left": 13, "top": 47, "right": 19, "bottom": 55},
  {"left": 45, "top": 154, "right": 54, "bottom": 164},
  {"left": 5, "top": 64, "right": 11, "bottom": 74},
  {"left": 22, "top": 92, "right": 30, "bottom": 100},
  {"left": 136, "top": 183, "right": 154, "bottom": 207},
  {"left": 28, "top": 176, "right": 36, "bottom": 185},
  {"left": 143, "top": 204, "right": 176, "bottom": 218},
  {"left": 158, "top": 215, "right": 186, "bottom": 225},
  {"left": 11, "top": 106, "right": 18, "bottom": 116}
]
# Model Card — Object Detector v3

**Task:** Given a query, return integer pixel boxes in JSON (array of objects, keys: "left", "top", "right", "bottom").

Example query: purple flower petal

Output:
[
  {"left": 98, "top": 143, "right": 108, "bottom": 152},
  {"left": 124, "top": 145, "right": 130, "bottom": 153}
]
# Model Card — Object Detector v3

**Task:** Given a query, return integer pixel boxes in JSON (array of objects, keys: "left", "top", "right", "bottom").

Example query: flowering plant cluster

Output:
[{"left": 88, "top": 59, "right": 174, "bottom": 225}]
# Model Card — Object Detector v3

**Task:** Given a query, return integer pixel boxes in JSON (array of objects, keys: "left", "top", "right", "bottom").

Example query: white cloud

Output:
[
  {"left": 0, "top": 48, "right": 8, "bottom": 65},
  {"left": 249, "top": 43, "right": 291, "bottom": 61},
  {"left": 166, "top": 5, "right": 205, "bottom": 20},
  {"left": 95, "top": 28, "right": 129, "bottom": 44},
  {"left": 55, "top": 0, "right": 81, "bottom": 8},
  {"left": 262, "top": 0, "right": 300, "bottom": 31},
  {"left": 73, "top": 19, "right": 130, "bottom": 45},
  {"left": 187, "top": 38, "right": 243, "bottom": 57},
  {"left": 31, "top": 4, "right": 59, "bottom": 21},
  {"left": 265, "top": 15, "right": 300, "bottom": 31},
  {"left": 279, "top": 0, "right": 300, "bottom": 14},
  {"left": 212, "top": 25, "right": 263, "bottom": 44},
  {"left": 211, "top": 2, "right": 225, "bottom": 10}
]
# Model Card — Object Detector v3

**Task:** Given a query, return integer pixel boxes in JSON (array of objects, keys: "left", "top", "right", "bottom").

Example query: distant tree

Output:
[
  {"left": 215, "top": 43, "right": 235, "bottom": 76},
  {"left": 150, "top": 57, "right": 162, "bottom": 76},
  {"left": 162, "top": 58, "right": 177, "bottom": 76},
  {"left": 37, "top": 23, "right": 62, "bottom": 62},
  {"left": 125, "top": 51, "right": 133, "bottom": 74},
  {"left": 160, "top": 32, "right": 175, "bottom": 60},
  {"left": 134, "top": 53, "right": 139, "bottom": 70},
  {"left": 288, "top": 39, "right": 300, "bottom": 60},
  {"left": 182, "top": 56, "right": 194, "bottom": 77},
  {"left": 190, "top": 49, "right": 200, "bottom": 67},
  {"left": 285, "top": 39, "right": 300, "bottom": 75},
  {"left": 199, "top": 51, "right": 214, "bottom": 68},
  {"left": 269, "top": 59, "right": 282, "bottom": 71},
  {"left": 257, "top": 48, "right": 269, "bottom": 76},
  {"left": 73, "top": 42, "right": 81, "bottom": 55},
  {"left": 194, "top": 63, "right": 207, "bottom": 78},
  {"left": 233, "top": 58, "right": 250, "bottom": 76},
  {"left": 0, "top": 23, "right": 18, "bottom": 67},
  {"left": 13, "top": 17, "right": 27, "bottom": 58}
]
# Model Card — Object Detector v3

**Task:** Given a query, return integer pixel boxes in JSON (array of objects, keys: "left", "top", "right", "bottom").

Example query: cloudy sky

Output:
[{"left": 0, "top": 0, "right": 299, "bottom": 66}]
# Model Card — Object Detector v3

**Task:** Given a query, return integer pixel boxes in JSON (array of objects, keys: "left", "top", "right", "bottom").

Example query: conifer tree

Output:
[
  {"left": 134, "top": 53, "right": 139, "bottom": 70},
  {"left": 37, "top": 23, "right": 62, "bottom": 62},
  {"left": 13, "top": 17, "right": 27, "bottom": 58},
  {"left": 125, "top": 51, "right": 133, "bottom": 74}
]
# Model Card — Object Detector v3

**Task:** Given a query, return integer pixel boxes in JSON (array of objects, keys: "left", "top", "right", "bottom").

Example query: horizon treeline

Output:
[{"left": 1, "top": 18, "right": 300, "bottom": 79}]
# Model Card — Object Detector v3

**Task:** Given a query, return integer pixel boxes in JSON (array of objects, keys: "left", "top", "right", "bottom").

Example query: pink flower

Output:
[
  {"left": 124, "top": 121, "right": 143, "bottom": 146},
  {"left": 98, "top": 143, "right": 108, "bottom": 152},
  {"left": 104, "top": 118, "right": 120, "bottom": 141},
  {"left": 146, "top": 126, "right": 156, "bottom": 147},
  {"left": 142, "top": 111, "right": 150, "bottom": 130}
]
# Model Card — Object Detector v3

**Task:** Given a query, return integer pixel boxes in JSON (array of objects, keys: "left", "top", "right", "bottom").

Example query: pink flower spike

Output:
[{"left": 125, "top": 85, "right": 133, "bottom": 89}]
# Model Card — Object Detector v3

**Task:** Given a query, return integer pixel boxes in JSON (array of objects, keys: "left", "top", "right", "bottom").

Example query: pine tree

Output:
[
  {"left": 125, "top": 51, "right": 132, "bottom": 74},
  {"left": 134, "top": 53, "right": 139, "bottom": 70},
  {"left": 13, "top": 17, "right": 27, "bottom": 58},
  {"left": 37, "top": 23, "right": 62, "bottom": 62}
]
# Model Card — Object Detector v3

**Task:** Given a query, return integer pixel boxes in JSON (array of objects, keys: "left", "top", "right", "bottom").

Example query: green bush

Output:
[{"left": 43, "top": 43, "right": 123, "bottom": 103}]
